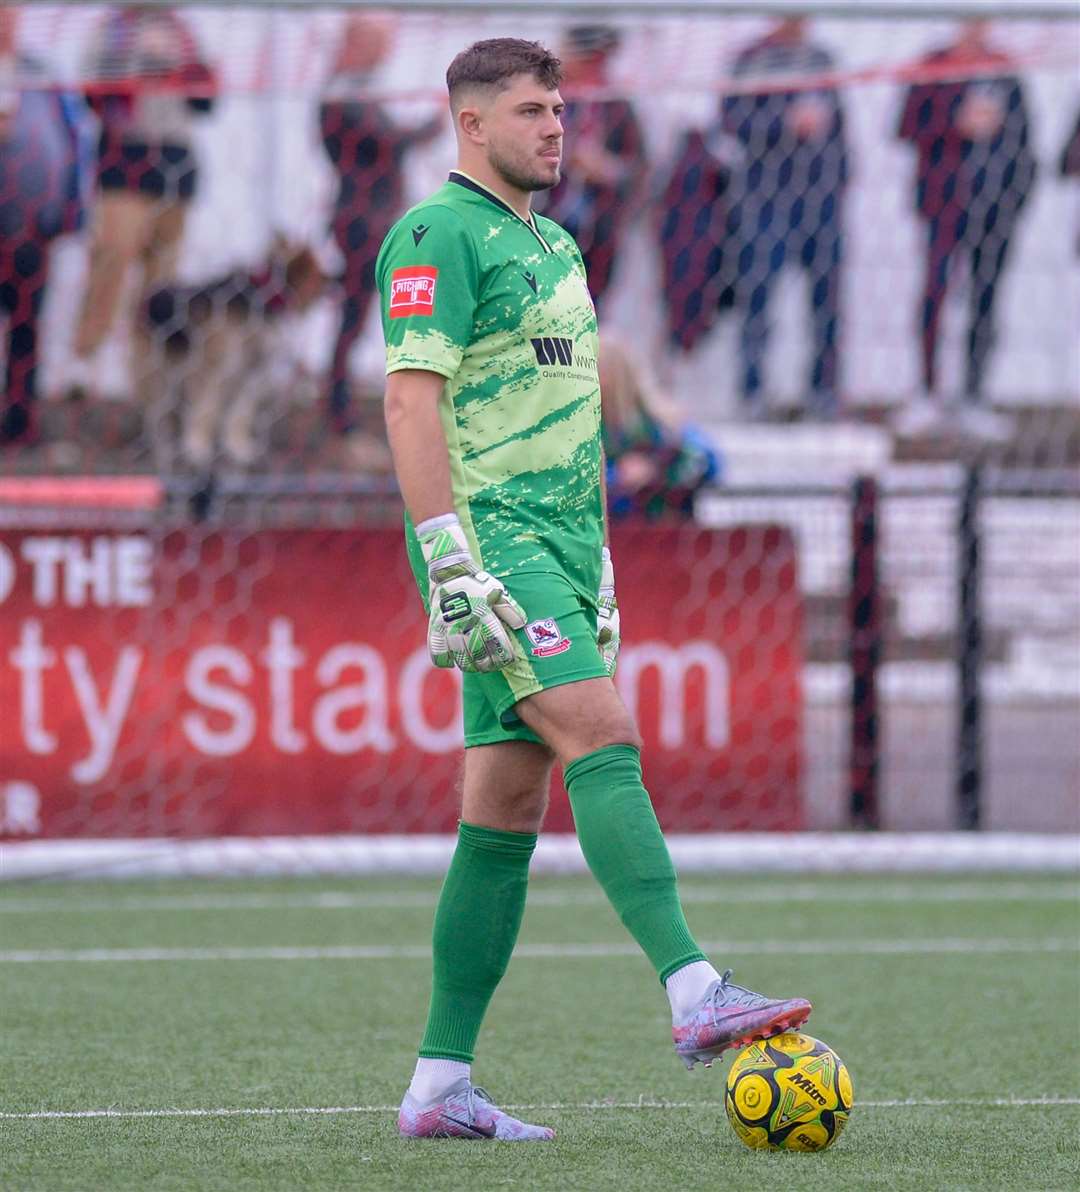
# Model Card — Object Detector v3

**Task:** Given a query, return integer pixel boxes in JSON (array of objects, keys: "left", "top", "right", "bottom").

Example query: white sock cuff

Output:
[
  {"left": 665, "top": 959, "right": 722, "bottom": 1021},
  {"left": 408, "top": 1057, "right": 471, "bottom": 1104}
]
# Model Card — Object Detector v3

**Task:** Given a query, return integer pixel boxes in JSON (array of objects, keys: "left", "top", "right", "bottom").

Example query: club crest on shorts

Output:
[{"left": 525, "top": 617, "right": 571, "bottom": 658}]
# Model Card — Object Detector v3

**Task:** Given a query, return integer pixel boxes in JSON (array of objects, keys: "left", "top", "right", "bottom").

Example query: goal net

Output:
[{"left": 1, "top": 2, "right": 1077, "bottom": 874}]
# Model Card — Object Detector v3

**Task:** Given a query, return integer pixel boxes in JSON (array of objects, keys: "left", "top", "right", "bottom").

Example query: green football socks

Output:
[
  {"left": 565, "top": 743, "right": 707, "bottom": 983},
  {"left": 418, "top": 746, "right": 702, "bottom": 1061},
  {"left": 418, "top": 820, "right": 536, "bottom": 1062}
]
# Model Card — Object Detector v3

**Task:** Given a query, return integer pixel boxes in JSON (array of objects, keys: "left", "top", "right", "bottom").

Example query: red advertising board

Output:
[{"left": 0, "top": 524, "right": 802, "bottom": 837}]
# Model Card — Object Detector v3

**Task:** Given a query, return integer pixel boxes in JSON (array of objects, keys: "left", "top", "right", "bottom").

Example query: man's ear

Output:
[{"left": 456, "top": 104, "right": 485, "bottom": 146}]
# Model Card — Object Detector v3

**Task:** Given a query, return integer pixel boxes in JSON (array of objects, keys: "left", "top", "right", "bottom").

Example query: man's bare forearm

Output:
[{"left": 384, "top": 369, "right": 455, "bottom": 524}]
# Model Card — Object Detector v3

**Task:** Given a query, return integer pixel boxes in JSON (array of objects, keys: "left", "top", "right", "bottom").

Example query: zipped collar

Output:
[{"left": 448, "top": 170, "right": 554, "bottom": 254}]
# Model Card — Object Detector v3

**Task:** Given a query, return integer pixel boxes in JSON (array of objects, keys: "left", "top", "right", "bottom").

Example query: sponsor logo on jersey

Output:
[
  {"left": 530, "top": 335, "right": 597, "bottom": 379},
  {"left": 389, "top": 266, "right": 438, "bottom": 317},
  {"left": 530, "top": 336, "right": 574, "bottom": 366},
  {"left": 521, "top": 270, "right": 538, "bottom": 293},
  {"left": 526, "top": 617, "right": 571, "bottom": 658},
  {"left": 411, "top": 224, "right": 430, "bottom": 246}
]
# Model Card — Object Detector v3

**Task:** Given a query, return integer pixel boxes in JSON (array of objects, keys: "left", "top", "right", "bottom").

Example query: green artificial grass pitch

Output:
[{"left": 1, "top": 873, "right": 1077, "bottom": 1191}]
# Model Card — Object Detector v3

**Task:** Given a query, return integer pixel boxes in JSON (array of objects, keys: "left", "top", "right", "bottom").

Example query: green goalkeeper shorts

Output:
[
  {"left": 462, "top": 569, "right": 608, "bottom": 747},
  {"left": 407, "top": 557, "right": 608, "bottom": 748}
]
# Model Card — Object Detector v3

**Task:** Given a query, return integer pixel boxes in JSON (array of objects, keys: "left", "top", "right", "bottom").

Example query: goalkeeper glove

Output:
[
  {"left": 417, "top": 514, "right": 527, "bottom": 673},
  {"left": 597, "top": 545, "right": 620, "bottom": 678}
]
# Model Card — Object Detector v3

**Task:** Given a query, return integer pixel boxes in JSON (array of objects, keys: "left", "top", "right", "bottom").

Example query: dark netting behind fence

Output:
[{"left": 0, "top": 4, "right": 1077, "bottom": 856}]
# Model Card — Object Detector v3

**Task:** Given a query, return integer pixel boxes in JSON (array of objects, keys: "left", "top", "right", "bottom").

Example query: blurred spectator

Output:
[
  {"left": 894, "top": 20, "right": 1036, "bottom": 442},
  {"left": 535, "top": 24, "right": 646, "bottom": 311},
  {"left": 65, "top": 4, "right": 216, "bottom": 401},
  {"left": 320, "top": 11, "right": 440, "bottom": 444},
  {"left": 599, "top": 332, "right": 721, "bottom": 520},
  {"left": 1059, "top": 105, "right": 1080, "bottom": 255},
  {"left": 656, "top": 124, "right": 738, "bottom": 352},
  {"left": 722, "top": 17, "right": 849, "bottom": 420},
  {"left": 0, "top": 9, "right": 90, "bottom": 445}
]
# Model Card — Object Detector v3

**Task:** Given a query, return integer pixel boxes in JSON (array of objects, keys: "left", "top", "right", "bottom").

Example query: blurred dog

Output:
[{"left": 144, "top": 237, "right": 328, "bottom": 471}]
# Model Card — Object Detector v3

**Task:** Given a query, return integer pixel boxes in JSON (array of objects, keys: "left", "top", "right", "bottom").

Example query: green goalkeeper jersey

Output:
[{"left": 377, "top": 170, "right": 604, "bottom": 606}]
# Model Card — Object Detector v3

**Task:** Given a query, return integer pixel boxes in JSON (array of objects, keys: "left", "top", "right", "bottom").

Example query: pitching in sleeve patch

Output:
[{"left": 389, "top": 265, "right": 438, "bottom": 318}]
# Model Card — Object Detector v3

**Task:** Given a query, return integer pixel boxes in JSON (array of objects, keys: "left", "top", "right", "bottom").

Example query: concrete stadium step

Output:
[{"left": 701, "top": 421, "right": 895, "bottom": 486}]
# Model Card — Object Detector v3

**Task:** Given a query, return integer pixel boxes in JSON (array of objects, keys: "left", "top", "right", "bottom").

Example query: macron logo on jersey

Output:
[{"left": 389, "top": 266, "right": 438, "bottom": 318}]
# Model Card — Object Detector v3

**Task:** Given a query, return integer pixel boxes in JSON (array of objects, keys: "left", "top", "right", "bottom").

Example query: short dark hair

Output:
[{"left": 446, "top": 38, "right": 562, "bottom": 105}]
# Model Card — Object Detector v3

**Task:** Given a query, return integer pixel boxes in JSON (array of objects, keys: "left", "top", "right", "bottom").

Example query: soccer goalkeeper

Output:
[{"left": 377, "top": 37, "right": 811, "bottom": 1143}]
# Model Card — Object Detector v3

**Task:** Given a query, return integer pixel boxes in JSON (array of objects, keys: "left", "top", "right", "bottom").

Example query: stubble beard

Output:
[{"left": 488, "top": 142, "right": 560, "bottom": 194}]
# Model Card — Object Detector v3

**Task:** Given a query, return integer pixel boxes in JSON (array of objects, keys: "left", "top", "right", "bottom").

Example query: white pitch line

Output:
[
  {"left": 1, "top": 881, "right": 1077, "bottom": 915},
  {"left": 3, "top": 1097, "right": 1077, "bottom": 1121},
  {"left": 0, "top": 938, "right": 1075, "bottom": 964}
]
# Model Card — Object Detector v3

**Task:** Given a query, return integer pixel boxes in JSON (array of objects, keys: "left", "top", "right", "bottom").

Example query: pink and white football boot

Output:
[
  {"left": 673, "top": 968, "right": 812, "bottom": 1070},
  {"left": 398, "top": 1078, "right": 555, "bottom": 1141}
]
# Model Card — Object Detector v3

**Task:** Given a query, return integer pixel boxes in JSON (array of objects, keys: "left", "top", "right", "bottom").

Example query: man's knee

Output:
[
  {"left": 463, "top": 783, "right": 548, "bottom": 835},
  {"left": 461, "top": 740, "right": 553, "bottom": 832},
  {"left": 546, "top": 706, "right": 642, "bottom": 765},
  {"left": 504, "top": 780, "right": 550, "bottom": 820},
  {"left": 515, "top": 678, "right": 642, "bottom": 764},
  {"left": 576, "top": 710, "right": 642, "bottom": 757}
]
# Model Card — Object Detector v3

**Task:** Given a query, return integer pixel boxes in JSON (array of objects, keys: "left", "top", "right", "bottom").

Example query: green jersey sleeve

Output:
[{"left": 376, "top": 207, "right": 480, "bottom": 379}]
